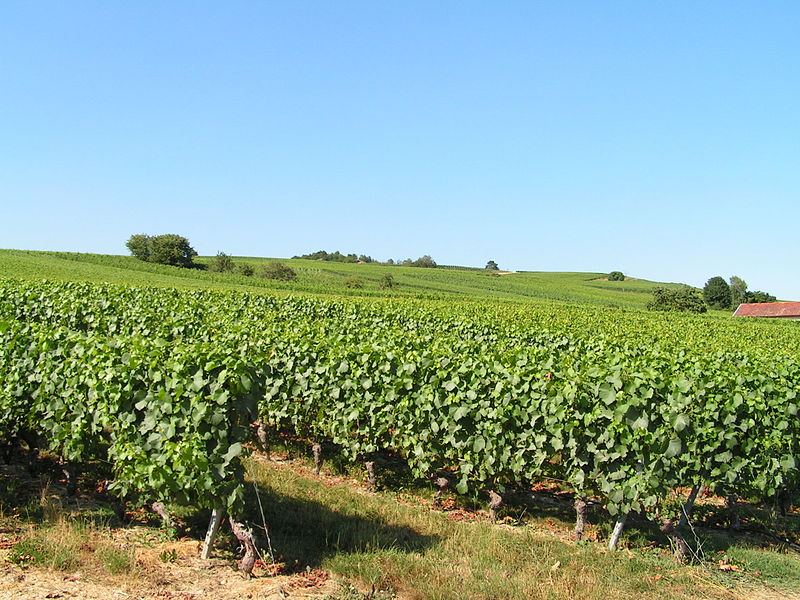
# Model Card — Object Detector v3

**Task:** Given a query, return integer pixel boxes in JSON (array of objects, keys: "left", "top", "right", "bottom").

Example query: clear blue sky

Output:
[{"left": 2, "top": 2, "right": 799, "bottom": 299}]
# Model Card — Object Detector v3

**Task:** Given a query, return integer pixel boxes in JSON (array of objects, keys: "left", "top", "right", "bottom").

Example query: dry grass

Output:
[
  {"left": 9, "top": 518, "right": 136, "bottom": 576},
  {"left": 245, "top": 456, "right": 796, "bottom": 600},
  {"left": 1, "top": 455, "right": 798, "bottom": 600}
]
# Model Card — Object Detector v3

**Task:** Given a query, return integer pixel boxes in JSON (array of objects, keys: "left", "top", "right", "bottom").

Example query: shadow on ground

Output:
[{"left": 238, "top": 482, "right": 439, "bottom": 569}]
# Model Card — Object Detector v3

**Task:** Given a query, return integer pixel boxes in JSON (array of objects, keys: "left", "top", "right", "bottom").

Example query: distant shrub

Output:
[
  {"left": 260, "top": 261, "right": 297, "bottom": 281},
  {"left": 647, "top": 286, "right": 707, "bottom": 313},
  {"left": 608, "top": 271, "right": 625, "bottom": 281},
  {"left": 208, "top": 252, "right": 234, "bottom": 273},
  {"left": 379, "top": 273, "right": 397, "bottom": 290},
  {"left": 485, "top": 260, "right": 499, "bottom": 270},
  {"left": 345, "top": 276, "right": 365, "bottom": 289},
  {"left": 236, "top": 263, "right": 255, "bottom": 277}
]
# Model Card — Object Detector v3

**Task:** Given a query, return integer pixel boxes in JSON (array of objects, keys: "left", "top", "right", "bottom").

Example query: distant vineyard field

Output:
[{"left": 0, "top": 249, "right": 691, "bottom": 308}]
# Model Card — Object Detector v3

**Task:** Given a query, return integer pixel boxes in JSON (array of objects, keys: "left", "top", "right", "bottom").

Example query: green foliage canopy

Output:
[
  {"left": 704, "top": 276, "right": 732, "bottom": 309},
  {"left": 293, "top": 249, "right": 377, "bottom": 263},
  {"left": 260, "top": 261, "right": 297, "bottom": 281},
  {"left": 729, "top": 276, "right": 747, "bottom": 306},
  {"left": 1, "top": 279, "right": 798, "bottom": 524},
  {"left": 344, "top": 275, "right": 365, "bottom": 289},
  {"left": 125, "top": 234, "right": 197, "bottom": 268},
  {"left": 379, "top": 273, "right": 397, "bottom": 289},
  {"left": 746, "top": 290, "right": 777, "bottom": 303},
  {"left": 412, "top": 255, "right": 437, "bottom": 268},
  {"left": 236, "top": 263, "right": 255, "bottom": 277},
  {"left": 209, "top": 252, "right": 235, "bottom": 273},
  {"left": 647, "top": 286, "right": 707, "bottom": 313}
]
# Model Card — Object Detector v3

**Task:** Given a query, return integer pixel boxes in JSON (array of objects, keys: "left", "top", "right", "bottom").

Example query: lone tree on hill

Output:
[
  {"left": 126, "top": 234, "right": 197, "bottom": 268},
  {"left": 608, "top": 271, "right": 625, "bottom": 281},
  {"left": 485, "top": 260, "right": 499, "bottom": 270},
  {"left": 703, "top": 276, "right": 732, "bottom": 310}
]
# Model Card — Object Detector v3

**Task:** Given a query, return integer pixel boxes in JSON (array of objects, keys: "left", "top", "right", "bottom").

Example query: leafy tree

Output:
[
  {"left": 412, "top": 255, "right": 437, "bottom": 268},
  {"left": 126, "top": 233, "right": 197, "bottom": 268},
  {"left": 379, "top": 273, "right": 397, "bottom": 290},
  {"left": 747, "top": 290, "right": 777, "bottom": 303},
  {"left": 485, "top": 260, "right": 499, "bottom": 271},
  {"left": 401, "top": 258, "right": 413, "bottom": 266},
  {"left": 647, "top": 286, "right": 707, "bottom": 313},
  {"left": 608, "top": 271, "right": 625, "bottom": 281},
  {"left": 125, "top": 234, "right": 151, "bottom": 262},
  {"left": 149, "top": 235, "right": 198, "bottom": 267},
  {"left": 385, "top": 259, "right": 395, "bottom": 266},
  {"left": 209, "top": 252, "right": 235, "bottom": 273},
  {"left": 259, "top": 261, "right": 297, "bottom": 281},
  {"left": 728, "top": 276, "right": 747, "bottom": 306},
  {"left": 703, "top": 276, "right": 732, "bottom": 309}
]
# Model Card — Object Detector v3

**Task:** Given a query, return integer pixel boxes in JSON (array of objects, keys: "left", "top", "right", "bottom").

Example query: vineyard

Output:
[
  {"left": 1, "top": 278, "right": 799, "bottom": 577},
  {"left": 0, "top": 248, "right": 690, "bottom": 306}
]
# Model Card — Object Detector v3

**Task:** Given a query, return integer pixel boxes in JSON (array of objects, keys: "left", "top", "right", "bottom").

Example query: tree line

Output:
[
  {"left": 647, "top": 276, "right": 777, "bottom": 313},
  {"left": 294, "top": 249, "right": 439, "bottom": 268}
]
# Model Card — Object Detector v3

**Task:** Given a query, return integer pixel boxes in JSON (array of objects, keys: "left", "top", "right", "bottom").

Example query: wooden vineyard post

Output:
[
  {"left": 201, "top": 509, "right": 225, "bottom": 559},
  {"left": 609, "top": 460, "right": 641, "bottom": 550},
  {"left": 312, "top": 442, "right": 323, "bottom": 475},
  {"left": 364, "top": 460, "right": 378, "bottom": 490},
  {"left": 574, "top": 497, "right": 588, "bottom": 541},
  {"left": 678, "top": 484, "right": 701, "bottom": 529},
  {"left": 608, "top": 513, "right": 628, "bottom": 550}
]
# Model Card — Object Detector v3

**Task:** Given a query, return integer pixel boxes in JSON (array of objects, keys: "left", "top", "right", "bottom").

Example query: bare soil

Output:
[
  {"left": 0, "top": 536, "right": 336, "bottom": 600},
  {"left": 0, "top": 459, "right": 336, "bottom": 600}
]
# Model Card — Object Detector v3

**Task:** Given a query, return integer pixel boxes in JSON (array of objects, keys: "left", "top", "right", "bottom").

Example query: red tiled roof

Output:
[{"left": 733, "top": 302, "right": 800, "bottom": 318}]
